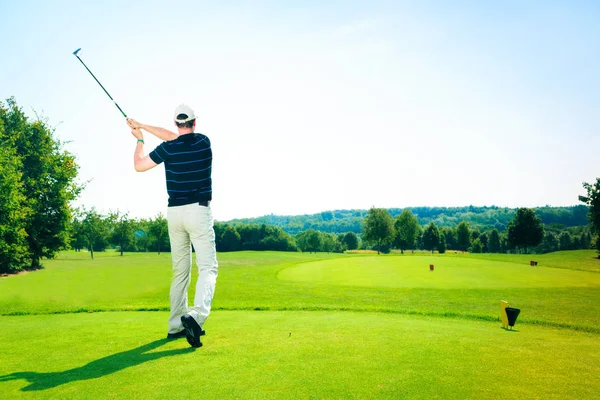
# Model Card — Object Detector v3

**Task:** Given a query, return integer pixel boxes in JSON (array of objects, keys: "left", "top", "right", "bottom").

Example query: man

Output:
[{"left": 127, "top": 104, "right": 218, "bottom": 348}]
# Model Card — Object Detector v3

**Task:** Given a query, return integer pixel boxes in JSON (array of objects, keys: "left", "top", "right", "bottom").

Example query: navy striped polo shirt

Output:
[{"left": 149, "top": 133, "right": 212, "bottom": 207}]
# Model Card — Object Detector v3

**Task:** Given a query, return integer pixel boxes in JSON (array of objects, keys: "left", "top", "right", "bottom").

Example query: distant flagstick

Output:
[{"left": 72, "top": 48, "right": 127, "bottom": 118}]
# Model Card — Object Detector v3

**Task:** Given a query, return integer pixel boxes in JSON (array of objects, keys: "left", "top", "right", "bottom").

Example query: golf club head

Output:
[{"left": 73, "top": 48, "right": 82, "bottom": 56}]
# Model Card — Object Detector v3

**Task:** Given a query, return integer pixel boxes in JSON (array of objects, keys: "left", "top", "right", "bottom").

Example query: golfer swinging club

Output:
[{"left": 127, "top": 105, "right": 218, "bottom": 348}]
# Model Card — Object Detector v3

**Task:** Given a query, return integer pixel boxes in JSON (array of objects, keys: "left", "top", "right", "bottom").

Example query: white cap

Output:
[{"left": 173, "top": 104, "right": 196, "bottom": 123}]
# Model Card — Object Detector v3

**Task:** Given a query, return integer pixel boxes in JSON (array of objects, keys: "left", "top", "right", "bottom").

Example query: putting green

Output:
[
  {"left": 0, "top": 311, "right": 598, "bottom": 399},
  {"left": 278, "top": 256, "right": 600, "bottom": 289}
]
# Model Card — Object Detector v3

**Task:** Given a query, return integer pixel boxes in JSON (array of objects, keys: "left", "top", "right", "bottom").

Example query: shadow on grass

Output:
[
  {"left": 0, "top": 339, "right": 194, "bottom": 391},
  {"left": 501, "top": 327, "right": 520, "bottom": 333}
]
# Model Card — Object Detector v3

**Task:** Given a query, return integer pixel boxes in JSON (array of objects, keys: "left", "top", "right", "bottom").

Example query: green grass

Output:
[
  {"left": 278, "top": 255, "right": 600, "bottom": 288},
  {"left": 0, "top": 250, "right": 598, "bottom": 398},
  {"left": 1, "top": 311, "right": 598, "bottom": 399},
  {"left": 1, "top": 250, "right": 599, "bottom": 332}
]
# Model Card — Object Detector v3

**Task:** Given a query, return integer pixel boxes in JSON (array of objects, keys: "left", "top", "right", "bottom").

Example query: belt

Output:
[{"left": 199, "top": 200, "right": 209, "bottom": 207}]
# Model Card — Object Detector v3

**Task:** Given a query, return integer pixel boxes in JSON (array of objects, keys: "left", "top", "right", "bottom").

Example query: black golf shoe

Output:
[
  {"left": 181, "top": 314, "right": 203, "bottom": 348},
  {"left": 166, "top": 330, "right": 187, "bottom": 340},
  {"left": 167, "top": 326, "right": 206, "bottom": 340}
]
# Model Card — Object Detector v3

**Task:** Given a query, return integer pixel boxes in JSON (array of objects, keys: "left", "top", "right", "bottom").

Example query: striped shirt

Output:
[{"left": 149, "top": 133, "right": 212, "bottom": 207}]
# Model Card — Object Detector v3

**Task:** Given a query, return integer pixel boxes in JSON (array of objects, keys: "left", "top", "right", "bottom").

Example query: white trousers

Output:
[{"left": 166, "top": 203, "right": 218, "bottom": 334}]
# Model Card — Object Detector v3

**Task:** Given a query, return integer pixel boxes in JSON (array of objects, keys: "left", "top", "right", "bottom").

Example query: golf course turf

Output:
[{"left": 1, "top": 250, "right": 598, "bottom": 399}]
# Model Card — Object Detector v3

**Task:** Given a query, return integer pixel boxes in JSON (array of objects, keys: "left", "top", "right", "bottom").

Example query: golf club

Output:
[{"left": 72, "top": 48, "right": 127, "bottom": 118}]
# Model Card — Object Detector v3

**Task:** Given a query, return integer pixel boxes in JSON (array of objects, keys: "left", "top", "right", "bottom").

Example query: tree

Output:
[
  {"left": 109, "top": 211, "right": 135, "bottom": 256},
  {"left": 456, "top": 221, "right": 471, "bottom": 253},
  {"left": 296, "top": 229, "right": 322, "bottom": 253},
  {"left": 488, "top": 229, "right": 501, "bottom": 253},
  {"left": 422, "top": 222, "right": 440, "bottom": 254},
  {"left": 0, "top": 144, "right": 30, "bottom": 272},
  {"left": 579, "top": 178, "right": 600, "bottom": 258},
  {"left": 220, "top": 225, "right": 241, "bottom": 252},
  {"left": 69, "top": 215, "right": 87, "bottom": 252},
  {"left": 322, "top": 233, "right": 336, "bottom": 253},
  {"left": 258, "top": 225, "right": 297, "bottom": 251},
  {"left": 470, "top": 238, "right": 483, "bottom": 253},
  {"left": 148, "top": 214, "right": 169, "bottom": 254},
  {"left": 81, "top": 208, "right": 109, "bottom": 260},
  {"left": 0, "top": 98, "right": 80, "bottom": 270},
  {"left": 133, "top": 219, "right": 151, "bottom": 252},
  {"left": 470, "top": 228, "right": 481, "bottom": 243},
  {"left": 559, "top": 231, "right": 573, "bottom": 251},
  {"left": 393, "top": 209, "right": 419, "bottom": 254},
  {"left": 442, "top": 227, "right": 457, "bottom": 251},
  {"left": 362, "top": 207, "right": 395, "bottom": 254},
  {"left": 342, "top": 232, "right": 359, "bottom": 251},
  {"left": 538, "top": 232, "right": 559, "bottom": 254},
  {"left": 580, "top": 231, "right": 592, "bottom": 249},
  {"left": 237, "top": 224, "right": 262, "bottom": 250},
  {"left": 507, "top": 208, "right": 544, "bottom": 253},
  {"left": 415, "top": 224, "right": 424, "bottom": 251},
  {"left": 438, "top": 234, "right": 447, "bottom": 254},
  {"left": 479, "top": 232, "right": 489, "bottom": 253}
]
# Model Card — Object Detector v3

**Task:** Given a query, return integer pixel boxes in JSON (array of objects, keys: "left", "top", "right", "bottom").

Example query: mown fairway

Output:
[{"left": 1, "top": 250, "right": 599, "bottom": 399}]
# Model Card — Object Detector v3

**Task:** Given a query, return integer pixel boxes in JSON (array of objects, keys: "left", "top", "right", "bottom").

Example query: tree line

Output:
[
  {"left": 69, "top": 208, "right": 170, "bottom": 257},
  {"left": 361, "top": 207, "right": 598, "bottom": 255},
  {"left": 227, "top": 205, "right": 590, "bottom": 235}
]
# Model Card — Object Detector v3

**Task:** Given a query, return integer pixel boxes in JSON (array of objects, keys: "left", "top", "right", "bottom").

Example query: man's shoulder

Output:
[{"left": 194, "top": 133, "right": 211, "bottom": 146}]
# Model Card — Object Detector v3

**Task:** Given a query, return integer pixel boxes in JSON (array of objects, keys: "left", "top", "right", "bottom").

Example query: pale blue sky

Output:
[{"left": 1, "top": 1, "right": 598, "bottom": 221}]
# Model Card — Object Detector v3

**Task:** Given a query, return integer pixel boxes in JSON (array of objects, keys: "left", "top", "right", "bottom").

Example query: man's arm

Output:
[
  {"left": 128, "top": 118, "right": 178, "bottom": 141},
  {"left": 131, "top": 127, "right": 158, "bottom": 172}
]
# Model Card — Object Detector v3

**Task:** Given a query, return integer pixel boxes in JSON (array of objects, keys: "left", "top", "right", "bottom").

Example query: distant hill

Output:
[{"left": 224, "top": 205, "right": 590, "bottom": 235}]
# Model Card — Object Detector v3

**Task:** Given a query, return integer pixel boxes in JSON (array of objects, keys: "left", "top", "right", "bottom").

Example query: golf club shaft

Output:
[{"left": 73, "top": 52, "right": 127, "bottom": 118}]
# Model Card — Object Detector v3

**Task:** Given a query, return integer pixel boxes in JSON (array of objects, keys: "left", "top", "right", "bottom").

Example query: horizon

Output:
[{"left": 1, "top": 1, "right": 598, "bottom": 221}]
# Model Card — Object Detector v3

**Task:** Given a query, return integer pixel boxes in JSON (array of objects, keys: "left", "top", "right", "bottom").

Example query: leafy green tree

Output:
[
  {"left": 258, "top": 225, "right": 297, "bottom": 251},
  {"left": 488, "top": 229, "right": 501, "bottom": 253},
  {"left": 442, "top": 227, "right": 457, "bottom": 251},
  {"left": 500, "top": 233, "right": 510, "bottom": 253},
  {"left": 322, "top": 233, "right": 336, "bottom": 253},
  {"left": 334, "top": 234, "right": 346, "bottom": 253},
  {"left": 81, "top": 208, "right": 110, "bottom": 260},
  {"left": 456, "top": 221, "right": 471, "bottom": 253},
  {"left": 579, "top": 178, "right": 600, "bottom": 258},
  {"left": 580, "top": 231, "right": 592, "bottom": 249},
  {"left": 148, "top": 213, "right": 169, "bottom": 254},
  {"left": 342, "top": 232, "right": 359, "bottom": 251},
  {"left": 109, "top": 211, "right": 135, "bottom": 256},
  {"left": 415, "top": 224, "right": 424, "bottom": 251},
  {"left": 393, "top": 209, "right": 419, "bottom": 254},
  {"left": 296, "top": 229, "right": 322, "bottom": 253},
  {"left": 0, "top": 98, "right": 80, "bottom": 269},
  {"left": 470, "top": 238, "right": 483, "bottom": 253},
  {"left": 479, "top": 232, "right": 489, "bottom": 253},
  {"left": 507, "top": 208, "right": 544, "bottom": 253},
  {"left": 237, "top": 224, "right": 262, "bottom": 250},
  {"left": 422, "top": 222, "right": 440, "bottom": 254},
  {"left": 362, "top": 207, "right": 395, "bottom": 254},
  {"left": 133, "top": 219, "right": 151, "bottom": 252},
  {"left": 220, "top": 225, "right": 241, "bottom": 252},
  {"left": 470, "top": 228, "right": 481, "bottom": 243},
  {"left": 572, "top": 234, "right": 581, "bottom": 250},
  {"left": 69, "top": 215, "right": 87, "bottom": 252},
  {"left": 538, "top": 232, "right": 559, "bottom": 254},
  {"left": 559, "top": 231, "right": 573, "bottom": 250},
  {"left": 0, "top": 144, "right": 30, "bottom": 272},
  {"left": 438, "top": 234, "right": 447, "bottom": 254}
]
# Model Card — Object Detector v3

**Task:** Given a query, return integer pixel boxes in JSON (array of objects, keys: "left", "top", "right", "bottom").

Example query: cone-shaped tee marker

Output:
[{"left": 505, "top": 307, "right": 521, "bottom": 329}]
